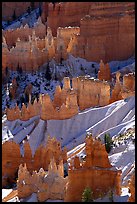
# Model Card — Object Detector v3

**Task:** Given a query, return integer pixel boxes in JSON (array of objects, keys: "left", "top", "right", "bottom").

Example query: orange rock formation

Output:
[
  {"left": 64, "top": 135, "right": 122, "bottom": 201},
  {"left": 128, "top": 173, "right": 135, "bottom": 202},
  {"left": 2, "top": 25, "right": 80, "bottom": 72},
  {"left": 9, "top": 78, "right": 18, "bottom": 99},
  {"left": 41, "top": 2, "right": 49, "bottom": 23},
  {"left": 73, "top": 76, "right": 110, "bottom": 110},
  {"left": 110, "top": 72, "right": 135, "bottom": 103},
  {"left": 2, "top": 3, "right": 134, "bottom": 74},
  {"left": 41, "top": 77, "right": 79, "bottom": 120},
  {"left": 6, "top": 71, "right": 135, "bottom": 121},
  {"left": 2, "top": 137, "right": 67, "bottom": 187},
  {"left": 6, "top": 76, "right": 111, "bottom": 121},
  {"left": 46, "top": 2, "right": 135, "bottom": 62},
  {"left": 110, "top": 71, "right": 123, "bottom": 103},
  {"left": 98, "top": 60, "right": 111, "bottom": 81},
  {"left": 17, "top": 158, "right": 67, "bottom": 201},
  {"left": 3, "top": 17, "right": 46, "bottom": 49},
  {"left": 2, "top": 141, "right": 21, "bottom": 187}
]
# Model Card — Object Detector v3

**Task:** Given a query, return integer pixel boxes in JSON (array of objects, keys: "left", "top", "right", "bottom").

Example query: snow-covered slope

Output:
[
  {"left": 3, "top": 96, "right": 135, "bottom": 153},
  {"left": 46, "top": 96, "right": 135, "bottom": 150}
]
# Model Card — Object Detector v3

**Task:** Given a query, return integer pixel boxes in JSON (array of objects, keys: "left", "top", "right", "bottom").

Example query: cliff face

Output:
[
  {"left": 46, "top": 2, "right": 135, "bottom": 62},
  {"left": 2, "top": 137, "right": 67, "bottom": 187},
  {"left": 64, "top": 135, "right": 122, "bottom": 201},
  {"left": 75, "top": 7, "right": 134, "bottom": 62},
  {"left": 2, "top": 2, "right": 41, "bottom": 21},
  {"left": 47, "top": 2, "right": 90, "bottom": 36},
  {"left": 41, "top": 2, "right": 49, "bottom": 23}
]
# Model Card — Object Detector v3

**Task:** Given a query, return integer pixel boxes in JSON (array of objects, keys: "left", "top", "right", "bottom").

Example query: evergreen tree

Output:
[
  {"left": 104, "top": 133, "right": 113, "bottom": 153},
  {"left": 12, "top": 10, "right": 16, "bottom": 21},
  {"left": 27, "top": 6, "right": 31, "bottom": 14},
  {"left": 82, "top": 187, "right": 93, "bottom": 202},
  {"left": 5, "top": 66, "right": 9, "bottom": 76},
  {"left": 30, "top": 2, "right": 35, "bottom": 10},
  {"left": 45, "top": 63, "right": 51, "bottom": 81},
  {"left": 108, "top": 189, "right": 114, "bottom": 202},
  {"left": 39, "top": 6, "right": 42, "bottom": 16}
]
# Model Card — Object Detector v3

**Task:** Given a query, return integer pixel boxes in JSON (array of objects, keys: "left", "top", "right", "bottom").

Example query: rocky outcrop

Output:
[
  {"left": 47, "top": 2, "right": 90, "bottom": 36},
  {"left": 98, "top": 60, "right": 111, "bottom": 81},
  {"left": 2, "top": 2, "right": 135, "bottom": 73},
  {"left": 2, "top": 141, "right": 21, "bottom": 187},
  {"left": 17, "top": 158, "right": 67, "bottom": 201},
  {"left": 110, "top": 72, "right": 123, "bottom": 103},
  {"left": 41, "top": 77, "right": 79, "bottom": 120},
  {"left": 68, "top": 2, "right": 135, "bottom": 62},
  {"left": 2, "top": 137, "right": 67, "bottom": 187},
  {"left": 6, "top": 76, "right": 111, "bottom": 121},
  {"left": 110, "top": 72, "right": 135, "bottom": 103},
  {"left": 64, "top": 135, "right": 122, "bottom": 201},
  {"left": 128, "top": 173, "right": 135, "bottom": 202},
  {"left": 6, "top": 71, "right": 135, "bottom": 121},
  {"left": 73, "top": 76, "right": 110, "bottom": 110},
  {"left": 123, "top": 72, "right": 135, "bottom": 92},
  {"left": 41, "top": 2, "right": 49, "bottom": 23},
  {"left": 2, "top": 25, "right": 80, "bottom": 72},
  {"left": 9, "top": 78, "right": 18, "bottom": 99},
  {"left": 3, "top": 17, "right": 46, "bottom": 49}
]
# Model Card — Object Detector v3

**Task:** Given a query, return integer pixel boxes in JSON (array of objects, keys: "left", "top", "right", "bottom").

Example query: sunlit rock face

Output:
[{"left": 64, "top": 135, "right": 122, "bottom": 202}]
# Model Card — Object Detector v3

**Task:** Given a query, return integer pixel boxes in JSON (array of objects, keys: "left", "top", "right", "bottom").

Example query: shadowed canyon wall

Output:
[{"left": 2, "top": 2, "right": 41, "bottom": 21}]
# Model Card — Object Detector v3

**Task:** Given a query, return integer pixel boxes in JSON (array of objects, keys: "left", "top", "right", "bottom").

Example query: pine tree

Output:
[
  {"left": 45, "top": 63, "right": 51, "bottom": 81},
  {"left": 12, "top": 10, "right": 16, "bottom": 21},
  {"left": 104, "top": 133, "right": 113, "bottom": 153},
  {"left": 82, "top": 187, "right": 93, "bottom": 202}
]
